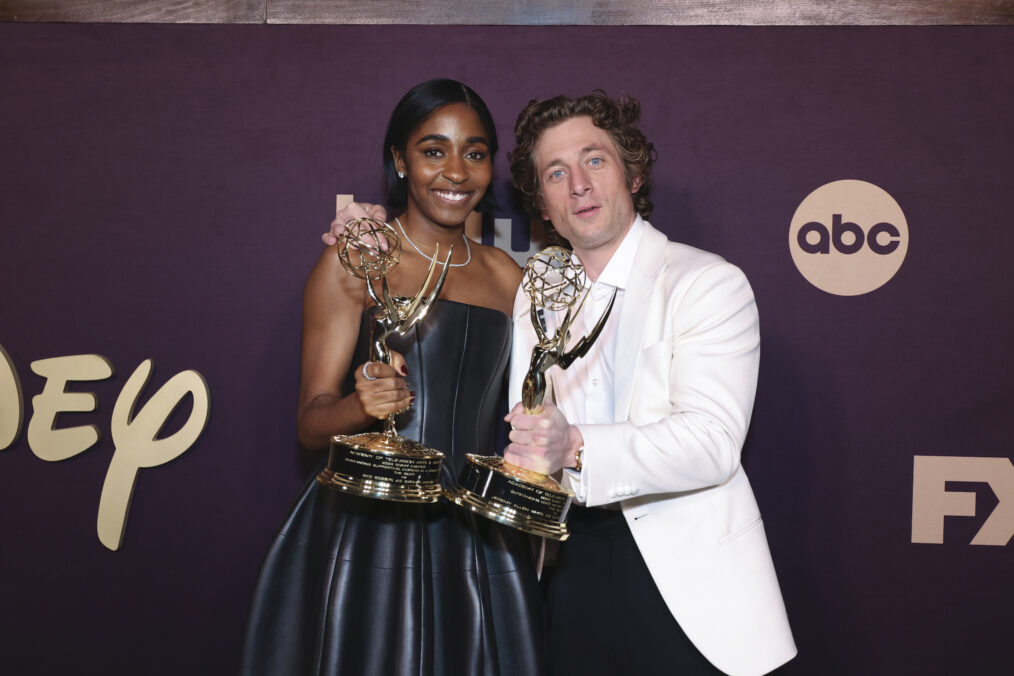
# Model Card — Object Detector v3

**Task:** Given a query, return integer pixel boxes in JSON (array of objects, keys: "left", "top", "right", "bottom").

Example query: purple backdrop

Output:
[{"left": 2, "top": 24, "right": 1012, "bottom": 675}]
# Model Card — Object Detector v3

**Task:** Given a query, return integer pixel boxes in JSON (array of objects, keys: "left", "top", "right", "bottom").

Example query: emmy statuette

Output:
[
  {"left": 317, "top": 217, "right": 452, "bottom": 503},
  {"left": 446, "top": 247, "right": 616, "bottom": 539}
]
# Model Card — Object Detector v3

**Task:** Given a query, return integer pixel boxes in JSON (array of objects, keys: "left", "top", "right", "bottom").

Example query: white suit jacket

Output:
[{"left": 508, "top": 221, "right": 797, "bottom": 676}]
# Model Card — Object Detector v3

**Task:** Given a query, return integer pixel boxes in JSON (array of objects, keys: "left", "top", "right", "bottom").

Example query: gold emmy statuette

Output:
[
  {"left": 317, "top": 217, "right": 452, "bottom": 503},
  {"left": 446, "top": 247, "right": 616, "bottom": 539}
]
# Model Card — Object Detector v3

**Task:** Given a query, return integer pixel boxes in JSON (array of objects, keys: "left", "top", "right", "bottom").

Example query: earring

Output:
[{"left": 397, "top": 171, "right": 406, "bottom": 179}]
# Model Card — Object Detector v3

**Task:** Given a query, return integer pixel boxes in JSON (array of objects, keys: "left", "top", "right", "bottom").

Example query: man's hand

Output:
[
  {"left": 322, "top": 202, "right": 389, "bottom": 246},
  {"left": 503, "top": 401, "right": 583, "bottom": 475}
]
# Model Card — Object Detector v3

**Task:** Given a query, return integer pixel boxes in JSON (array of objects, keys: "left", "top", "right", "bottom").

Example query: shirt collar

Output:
[{"left": 593, "top": 214, "right": 644, "bottom": 291}]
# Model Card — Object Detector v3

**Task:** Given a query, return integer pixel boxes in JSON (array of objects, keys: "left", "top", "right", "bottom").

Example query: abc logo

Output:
[{"left": 789, "top": 180, "right": 909, "bottom": 296}]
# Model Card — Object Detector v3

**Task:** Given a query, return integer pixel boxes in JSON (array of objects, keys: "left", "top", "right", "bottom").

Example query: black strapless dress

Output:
[{"left": 241, "top": 300, "right": 546, "bottom": 676}]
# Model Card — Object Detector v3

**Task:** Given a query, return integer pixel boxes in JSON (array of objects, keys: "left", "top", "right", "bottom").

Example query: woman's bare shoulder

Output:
[
  {"left": 475, "top": 241, "right": 522, "bottom": 283},
  {"left": 304, "top": 244, "right": 369, "bottom": 313},
  {"left": 461, "top": 242, "right": 521, "bottom": 315}
]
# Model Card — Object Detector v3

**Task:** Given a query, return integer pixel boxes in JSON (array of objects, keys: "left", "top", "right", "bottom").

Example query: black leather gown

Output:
[{"left": 240, "top": 300, "right": 546, "bottom": 676}]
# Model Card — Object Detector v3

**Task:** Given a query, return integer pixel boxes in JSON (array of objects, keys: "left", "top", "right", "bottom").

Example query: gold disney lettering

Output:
[{"left": 1, "top": 345, "right": 210, "bottom": 551}]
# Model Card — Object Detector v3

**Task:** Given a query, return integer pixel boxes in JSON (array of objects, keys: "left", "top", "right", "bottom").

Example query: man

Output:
[{"left": 502, "top": 92, "right": 796, "bottom": 676}]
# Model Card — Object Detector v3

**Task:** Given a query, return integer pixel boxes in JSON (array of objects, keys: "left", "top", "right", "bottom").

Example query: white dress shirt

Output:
[{"left": 543, "top": 216, "right": 644, "bottom": 500}]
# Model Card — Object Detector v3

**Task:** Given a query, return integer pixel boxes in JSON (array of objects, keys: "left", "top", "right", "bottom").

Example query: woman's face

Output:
[{"left": 393, "top": 102, "right": 493, "bottom": 228}]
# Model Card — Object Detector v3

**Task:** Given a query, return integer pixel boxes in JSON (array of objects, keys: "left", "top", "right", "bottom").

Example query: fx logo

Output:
[{"left": 911, "top": 455, "right": 1014, "bottom": 546}]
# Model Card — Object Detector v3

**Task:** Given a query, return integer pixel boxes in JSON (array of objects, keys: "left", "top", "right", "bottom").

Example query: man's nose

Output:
[{"left": 569, "top": 166, "right": 590, "bottom": 195}]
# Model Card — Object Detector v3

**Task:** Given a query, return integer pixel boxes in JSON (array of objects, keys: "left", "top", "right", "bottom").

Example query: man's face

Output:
[{"left": 533, "top": 116, "right": 639, "bottom": 262}]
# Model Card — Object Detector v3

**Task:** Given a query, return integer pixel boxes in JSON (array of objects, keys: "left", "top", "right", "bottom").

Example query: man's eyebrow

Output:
[{"left": 542, "top": 144, "right": 607, "bottom": 171}]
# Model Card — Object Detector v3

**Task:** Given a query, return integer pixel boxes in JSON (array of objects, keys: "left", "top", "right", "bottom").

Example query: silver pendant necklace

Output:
[{"left": 395, "top": 217, "right": 471, "bottom": 268}]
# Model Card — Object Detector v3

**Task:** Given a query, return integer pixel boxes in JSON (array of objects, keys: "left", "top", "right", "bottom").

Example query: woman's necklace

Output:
[{"left": 395, "top": 217, "right": 471, "bottom": 268}]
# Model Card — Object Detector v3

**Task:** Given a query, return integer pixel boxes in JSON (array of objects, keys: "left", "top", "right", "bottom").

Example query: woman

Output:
[{"left": 241, "top": 79, "right": 545, "bottom": 676}]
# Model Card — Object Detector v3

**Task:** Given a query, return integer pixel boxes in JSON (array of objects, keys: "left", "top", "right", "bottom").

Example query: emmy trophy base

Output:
[
  {"left": 445, "top": 453, "right": 574, "bottom": 540},
  {"left": 318, "top": 432, "right": 444, "bottom": 503}
]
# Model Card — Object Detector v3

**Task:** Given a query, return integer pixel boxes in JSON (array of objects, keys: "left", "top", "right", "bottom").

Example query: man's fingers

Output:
[
  {"left": 338, "top": 201, "right": 371, "bottom": 221},
  {"left": 504, "top": 447, "right": 550, "bottom": 474},
  {"left": 503, "top": 402, "right": 526, "bottom": 423},
  {"left": 505, "top": 411, "right": 540, "bottom": 431},
  {"left": 343, "top": 205, "right": 394, "bottom": 253},
  {"left": 324, "top": 202, "right": 390, "bottom": 249},
  {"left": 508, "top": 428, "right": 545, "bottom": 446},
  {"left": 365, "top": 204, "right": 388, "bottom": 222},
  {"left": 330, "top": 202, "right": 372, "bottom": 240}
]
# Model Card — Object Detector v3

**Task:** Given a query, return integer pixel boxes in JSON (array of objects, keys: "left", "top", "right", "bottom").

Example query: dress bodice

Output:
[{"left": 350, "top": 299, "right": 512, "bottom": 478}]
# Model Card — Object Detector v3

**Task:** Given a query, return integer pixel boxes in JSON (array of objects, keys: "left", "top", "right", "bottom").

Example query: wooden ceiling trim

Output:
[{"left": 1, "top": 0, "right": 1012, "bottom": 25}]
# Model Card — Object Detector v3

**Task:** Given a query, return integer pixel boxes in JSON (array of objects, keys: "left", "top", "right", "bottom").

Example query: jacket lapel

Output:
[{"left": 614, "top": 222, "right": 668, "bottom": 422}]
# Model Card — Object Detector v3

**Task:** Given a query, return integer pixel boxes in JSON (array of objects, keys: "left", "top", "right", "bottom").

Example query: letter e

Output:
[{"left": 28, "top": 354, "right": 114, "bottom": 461}]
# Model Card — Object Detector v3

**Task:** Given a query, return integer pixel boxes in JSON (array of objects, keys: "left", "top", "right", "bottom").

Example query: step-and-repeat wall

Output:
[{"left": 2, "top": 24, "right": 1011, "bottom": 674}]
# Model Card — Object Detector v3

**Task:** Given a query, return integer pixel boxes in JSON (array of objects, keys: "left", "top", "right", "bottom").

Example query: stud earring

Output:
[{"left": 397, "top": 171, "right": 406, "bottom": 179}]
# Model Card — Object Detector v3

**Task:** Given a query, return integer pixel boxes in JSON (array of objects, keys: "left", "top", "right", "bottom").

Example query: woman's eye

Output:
[
  {"left": 466, "top": 151, "right": 487, "bottom": 161},
  {"left": 424, "top": 148, "right": 443, "bottom": 158}
]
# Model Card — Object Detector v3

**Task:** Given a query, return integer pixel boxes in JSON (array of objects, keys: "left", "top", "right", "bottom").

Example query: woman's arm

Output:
[{"left": 296, "top": 244, "right": 411, "bottom": 450}]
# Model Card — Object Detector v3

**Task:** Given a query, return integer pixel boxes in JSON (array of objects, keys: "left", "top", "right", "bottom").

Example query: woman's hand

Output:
[
  {"left": 323, "top": 202, "right": 389, "bottom": 246},
  {"left": 353, "top": 351, "right": 413, "bottom": 419}
]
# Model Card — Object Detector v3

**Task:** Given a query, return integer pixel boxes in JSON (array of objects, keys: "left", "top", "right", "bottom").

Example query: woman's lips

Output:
[{"left": 433, "top": 189, "right": 471, "bottom": 203}]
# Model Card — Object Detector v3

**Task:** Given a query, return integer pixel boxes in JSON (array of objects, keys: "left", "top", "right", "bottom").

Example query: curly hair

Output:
[{"left": 509, "top": 91, "right": 656, "bottom": 222}]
